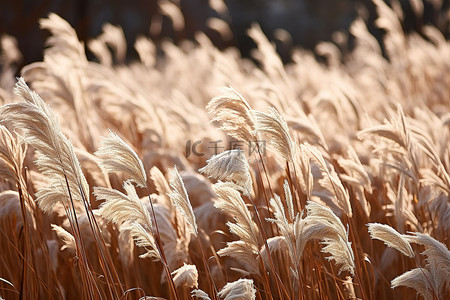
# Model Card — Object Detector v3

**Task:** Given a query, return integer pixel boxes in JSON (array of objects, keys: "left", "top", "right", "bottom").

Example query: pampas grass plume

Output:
[
  {"left": 168, "top": 166, "right": 198, "bottom": 236},
  {"left": 95, "top": 131, "right": 147, "bottom": 187}
]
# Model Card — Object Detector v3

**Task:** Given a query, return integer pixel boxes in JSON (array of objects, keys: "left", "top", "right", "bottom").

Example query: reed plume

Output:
[
  {"left": 1, "top": 78, "right": 90, "bottom": 213},
  {"left": 253, "top": 107, "right": 295, "bottom": 162},
  {"left": 95, "top": 131, "right": 147, "bottom": 187},
  {"left": 295, "top": 201, "right": 355, "bottom": 275},
  {"left": 367, "top": 223, "right": 414, "bottom": 257},
  {"left": 199, "top": 149, "right": 253, "bottom": 196},
  {"left": 206, "top": 86, "right": 255, "bottom": 142},
  {"left": 218, "top": 278, "right": 256, "bottom": 300},
  {"left": 1, "top": 2, "right": 450, "bottom": 298},
  {"left": 168, "top": 166, "right": 198, "bottom": 236},
  {"left": 212, "top": 181, "right": 261, "bottom": 254}
]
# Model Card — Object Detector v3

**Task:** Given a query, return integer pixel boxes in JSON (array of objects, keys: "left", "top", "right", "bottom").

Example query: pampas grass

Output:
[
  {"left": 217, "top": 278, "right": 256, "bottom": 300},
  {"left": 95, "top": 131, "right": 147, "bottom": 187},
  {"left": 391, "top": 268, "right": 435, "bottom": 300},
  {"left": 206, "top": 87, "right": 255, "bottom": 142},
  {"left": 168, "top": 166, "right": 198, "bottom": 236},
  {"left": 171, "top": 263, "right": 199, "bottom": 289},
  {"left": 213, "top": 181, "right": 261, "bottom": 254},
  {"left": 296, "top": 201, "right": 355, "bottom": 276},
  {"left": 367, "top": 223, "right": 414, "bottom": 257},
  {"left": 51, "top": 224, "right": 76, "bottom": 252},
  {"left": 367, "top": 225, "right": 450, "bottom": 298},
  {"left": 199, "top": 149, "right": 253, "bottom": 196},
  {"left": 95, "top": 181, "right": 153, "bottom": 231},
  {"left": 0, "top": 125, "right": 27, "bottom": 185},
  {"left": 0, "top": 1, "right": 449, "bottom": 299},
  {"left": 2, "top": 78, "right": 90, "bottom": 213},
  {"left": 253, "top": 107, "right": 295, "bottom": 163}
]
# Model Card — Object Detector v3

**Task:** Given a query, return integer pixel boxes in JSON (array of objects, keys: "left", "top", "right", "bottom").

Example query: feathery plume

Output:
[
  {"left": 158, "top": 0, "right": 185, "bottom": 32},
  {"left": 213, "top": 182, "right": 261, "bottom": 253},
  {"left": 0, "top": 34, "right": 22, "bottom": 67},
  {"left": 367, "top": 223, "right": 414, "bottom": 257},
  {"left": 262, "top": 236, "right": 288, "bottom": 255},
  {"left": 217, "top": 241, "right": 260, "bottom": 275},
  {"left": 295, "top": 201, "right": 355, "bottom": 275},
  {"left": 388, "top": 232, "right": 450, "bottom": 298},
  {"left": 305, "top": 144, "right": 352, "bottom": 217},
  {"left": 407, "top": 232, "right": 450, "bottom": 269},
  {"left": 121, "top": 222, "right": 160, "bottom": 261},
  {"left": 171, "top": 263, "right": 199, "bottom": 289},
  {"left": 391, "top": 268, "right": 433, "bottom": 300},
  {"left": 207, "top": 18, "right": 233, "bottom": 41},
  {"left": 208, "top": 0, "right": 228, "bottom": 15},
  {"left": 267, "top": 192, "right": 296, "bottom": 269},
  {"left": 134, "top": 36, "right": 156, "bottom": 67},
  {"left": 199, "top": 149, "right": 253, "bottom": 196},
  {"left": 286, "top": 115, "right": 328, "bottom": 150},
  {"left": 87, "top": 36, "right": 112, "bottom": 66},
  {"left": 150, "top": 166, "right": 174, "bottom": 211},
  {"left": 51, "top": 224, "right": 76, "bottom": 252},
  {"left": 96, "top": 182, "right": 160, "bottom": 259},
  {"left": 247, "top": 23, "right": 286, "bottom": 83},
  {"left": 357, "top": 105, "right": 420, "bottom": 183},
  {"left": 191, "top": 289, "right": 211, "bottom": 300},
  {"left": 283, "top": 180, "right": 295, "bottom": 221},
  {"left": 1, "top": 78, "right": 89, "bottom": 213},
  {"left": 150, "top": 166, "right": 171, "bottom": 197},
  {"left": 218, "top": 278, "right": 256, "bottom": 300},
  {"left": 0, "top": 125, "right": 27, "bottom": 184},
  {"left": 95, "top": 181, "right": 153, "bottom": 229},
  {"left": 168, "top": 166, "right": 198, "bottom": 236},
  {"left": 206, "top": 87, "right": 255, "bottom": 142},
  {"left": 338, "top": 146, "right": 371, "bottom": 216},
  {"left": 95, "top": 131, "right": 147, "bottom": 187},
  {"left": 99, "top": 24, "right": 127, "bottom": 63},
  {"left": 39, "top": 13, "right": 87, "bottom": 63},
  {"left": 253, "top": 107, "right": 295, "bottom": 162},
  {"left": 407, "top": 232, "right": 450, "bottom": 291},
  {"left": 293, "top": 144, "right": 313, "bottom": 199}
]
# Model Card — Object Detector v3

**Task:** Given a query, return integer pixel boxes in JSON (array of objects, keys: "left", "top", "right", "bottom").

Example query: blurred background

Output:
[{"left": 0, "top": 0, "right": 448, "bottom": 69}]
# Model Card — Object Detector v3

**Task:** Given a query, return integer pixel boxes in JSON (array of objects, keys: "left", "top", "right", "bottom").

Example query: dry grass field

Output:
[{"left": 0, "top": 0, "right": 449, "bottom": 299}]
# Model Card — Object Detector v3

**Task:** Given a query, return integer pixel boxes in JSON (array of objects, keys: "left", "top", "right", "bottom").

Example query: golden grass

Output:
[{"left": 0, "top": 1, "right": 449, "bottom": 299}]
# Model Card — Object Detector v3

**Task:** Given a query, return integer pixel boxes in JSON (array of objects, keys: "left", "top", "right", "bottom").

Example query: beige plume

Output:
[
  {"left": 95, "top": 181, "right": 153, "bottom": 229},
  {"left": 168, "top": 166, "right": 198, "bottom": 236},
  {"left": 391, "top": 268, "right": 434, "bottom": 300},
  {"left": 213, "top": 181, "right": 261, "bottom": 253},
  {"left": 218, "top": 278, "right": 256, "bottom": 300},
  {"left": 1, "top": 78, "right": 89, "bottom": 213},
  {"left": 199, "top": 149, "right": 252, "bottom": 196},
  {"left": 367, "top": 223, "right": 414, "bottom": 257},
  {"left": 95, "top": 131, "right": 147, "bottom": 187},
  {"left": 51, "top": 224, "right": 76, "bottom": 252},
  {"left": 206, "top": 86, "right": 255, "bottom": 142},
  {"left": 253, "top": 107, "right": 295, "bottom": 162},
  {"left": 171, "top": 263, "right": 199, "bottom": 289},
  {"left": 121, "top": 222, "right": 160, "bottom": 261},
  {"left": 295, "top": 201, "right": 355, "bottom": 275}
]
